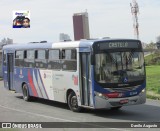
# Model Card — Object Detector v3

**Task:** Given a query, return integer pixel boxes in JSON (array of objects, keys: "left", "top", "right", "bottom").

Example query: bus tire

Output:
[
  {"left": 22, "top": 84, "right": 31, "bottom": 101},
  {"left": 110, "top": 106, "right": 122, "bottom": 110},
  {"left": 68, "top": 91, "right": 81, "bottom": 112}
]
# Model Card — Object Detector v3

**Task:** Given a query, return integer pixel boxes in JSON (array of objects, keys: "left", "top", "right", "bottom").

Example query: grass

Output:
[
  {"left": 144, "top": 51, "right": 160, "bottom": 99},
  {"left": 146, "top": 65, "right": 160, "bottom": 99}
]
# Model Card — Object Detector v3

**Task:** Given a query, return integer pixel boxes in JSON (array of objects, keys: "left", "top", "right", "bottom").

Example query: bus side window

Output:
[
  {"left": 62, "top": 49, "right": 77, "bottom": 71},
  {"left": 15, "top": 50, "right": 24, "bottom": 67},
  {"left": 35, "top": 50, "right": 47, "bottom": 69},
  {"left": 24, "top": 50, "right": 35, "bottom": 68},
  {"left": 48, "top": 49, "right": 61, "bottom": 70}
]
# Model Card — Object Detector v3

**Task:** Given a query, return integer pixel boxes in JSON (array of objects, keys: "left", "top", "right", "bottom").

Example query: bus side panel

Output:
[
  {"left": 14, "top": 67, "right": 52, "bottom": 100},
  {"left": 14, "top": 67, "right": 26, "bottom": 94},
  {"left": 24, "top": 68, "right": 38, "bottom": 97},
  {"left": 15, "top": 71, "right": 55, "bottom": 100},
  {"left": 52, "top": 71, "right": 80, "bottom": 103},
  {"left": 38, "top": 69, "right": 53, "bottom": 100}
]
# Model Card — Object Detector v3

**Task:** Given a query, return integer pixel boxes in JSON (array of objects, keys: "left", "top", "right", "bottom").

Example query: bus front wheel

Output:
[
  {"left": 68, "top": 91, "right": 81, "bottom": 112},
  {"left": 22, "top": 84, "right": 31, "bottom": 101}
]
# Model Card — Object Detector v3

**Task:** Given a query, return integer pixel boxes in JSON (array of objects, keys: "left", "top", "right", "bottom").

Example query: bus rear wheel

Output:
[
  {"left": 22, "top": 84, "right": 31, "bottom": 101},
  {"left": 68, "top": 91, "right": 81, "bottom": 112}
]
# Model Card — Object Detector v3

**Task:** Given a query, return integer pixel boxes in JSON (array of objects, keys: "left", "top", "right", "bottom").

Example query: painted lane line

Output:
[{"left": 0, "top": 104, "right": 75, "bottom": 122}]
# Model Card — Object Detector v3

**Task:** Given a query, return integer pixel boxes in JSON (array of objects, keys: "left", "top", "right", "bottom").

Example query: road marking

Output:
[
  {"left": 0, "top": 104, "right": 130, "bottom": 130},
  {"left": 0, "top": 104, "right": 75, "bottom": 122}
]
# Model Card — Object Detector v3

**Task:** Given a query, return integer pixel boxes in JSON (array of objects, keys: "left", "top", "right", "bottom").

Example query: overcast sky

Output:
[{"left": 0, "top": 0, "right": 160, "bottom": 43}]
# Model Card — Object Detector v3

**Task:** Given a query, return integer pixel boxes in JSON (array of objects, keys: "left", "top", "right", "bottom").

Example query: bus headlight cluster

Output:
[
  {"left": 141, "top": 89, "right": 145, "bottom": 93},
  {"left": 95, "top": 92, "right": 108, "bottom": 100},
  {"left": 139, "top": 88, "right": 145, "bottom": 96}
]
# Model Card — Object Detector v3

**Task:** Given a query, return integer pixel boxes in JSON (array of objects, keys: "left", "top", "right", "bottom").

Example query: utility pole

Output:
[{"left": 130, "top": 0, "right": 139, "bottom": 39}]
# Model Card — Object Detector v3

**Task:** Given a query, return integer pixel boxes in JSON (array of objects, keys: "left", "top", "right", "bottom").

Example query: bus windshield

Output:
[{"left": 95, "top": 51, "right": 145, "bottom": 85}]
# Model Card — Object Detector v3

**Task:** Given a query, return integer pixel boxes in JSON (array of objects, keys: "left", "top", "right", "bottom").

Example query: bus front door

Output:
[
  {"left": 7, "top": 53, "right": 14, "bottom": 90},
  {"left": 80, "top": 53, "right": 92, "bottom": 106}
]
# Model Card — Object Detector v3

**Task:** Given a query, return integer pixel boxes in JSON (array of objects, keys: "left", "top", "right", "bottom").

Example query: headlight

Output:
[
  {"left": 141, "top": 89, "right": 145, "bottom": 93},
  {"left": 139, "top": 88, "right": 146, "bottom": 96},
  {"left": 97, "top": 92, "right": 102, "bottom": 97},
  {"left": 95, "top": 92, "right": 108, "bottom": 100}
]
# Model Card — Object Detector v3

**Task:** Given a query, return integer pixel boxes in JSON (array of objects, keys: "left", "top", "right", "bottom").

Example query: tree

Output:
[
  {"left": 145, "top": 41, "right": 157, "bottom": 60},
  {"left": 156, "top": 36, "right": 160, "bottom": 49}
]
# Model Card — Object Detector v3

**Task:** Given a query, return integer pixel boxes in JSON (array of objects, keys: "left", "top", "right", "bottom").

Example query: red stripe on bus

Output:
[{"left": 28, "top": 70, "right": 38, "bottom": 97}]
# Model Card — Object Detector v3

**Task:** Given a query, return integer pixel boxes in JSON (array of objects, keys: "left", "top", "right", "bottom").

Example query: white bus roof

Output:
[{"left": 3, "top": 39, "right": 140, "bottom": 50}]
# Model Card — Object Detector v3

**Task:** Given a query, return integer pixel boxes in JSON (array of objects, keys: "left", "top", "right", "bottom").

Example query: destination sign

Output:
[
  {"left": 97, "top": 41, "right": 141, "bottom": 50},
  {"left": 109, "top": 42, "right": 128, "bottom": 48}
]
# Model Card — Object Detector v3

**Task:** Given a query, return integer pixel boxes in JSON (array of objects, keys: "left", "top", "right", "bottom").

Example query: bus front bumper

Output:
[{"left": 94, "top": 90, "right": 146, "bottom": 109}]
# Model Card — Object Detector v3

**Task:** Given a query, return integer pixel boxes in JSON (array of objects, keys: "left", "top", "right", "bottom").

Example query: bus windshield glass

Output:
[{"left": 95, "top": 51, "right": 145, "bottom": 85}]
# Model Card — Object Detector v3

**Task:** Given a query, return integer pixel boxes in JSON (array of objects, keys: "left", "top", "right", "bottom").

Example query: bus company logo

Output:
[
  {"left": 14, "top": 69, "right": 17, "bottom": 74},
  {"left": 72, "top": 75, "right": 78, "bottom": 86},
  {"left": 20, "top": 69, "right": 22, "bottom": 75},
  {"left": 19, "top": 69, "right": 24, "bottom": 78},
  {"left": 43, "top": 72, "right": 51, "bottom": 79}
]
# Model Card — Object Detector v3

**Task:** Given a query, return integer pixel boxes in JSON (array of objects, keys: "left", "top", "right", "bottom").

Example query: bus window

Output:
[
  {"left": 15, "top": 50, "right": 24, "bottom": 67},
  {"left": 48, "top": 49, "right": 61, "bottom": 70},
  {"left": 37, "top": 50, "right": 46, "bottom": 59},
  {"left": 27, "top": 50, "right": 34, "bottom": 59},
  {"left": 35, "top": 50, "right": 47, "bottom": 69},
  {"left": 24, "top": 50, "right": 35, "bottom": 68},
  {"left": 62, "top": 49, "right": 77, "bottom": 71}
]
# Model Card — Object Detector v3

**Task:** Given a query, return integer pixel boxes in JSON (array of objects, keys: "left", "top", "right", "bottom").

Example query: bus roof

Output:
[{"left": 2, "top": 38, "right": 141, "bottom": 51}]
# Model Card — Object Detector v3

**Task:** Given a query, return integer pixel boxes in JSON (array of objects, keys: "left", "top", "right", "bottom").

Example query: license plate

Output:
[{"left": 119, "top": 99, "right": 129, "bottom": 104}]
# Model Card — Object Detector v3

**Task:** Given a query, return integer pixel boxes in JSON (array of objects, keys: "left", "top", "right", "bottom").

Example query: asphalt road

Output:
[{"left": 0, "top": 80, "right": 160, "bottom": 130}]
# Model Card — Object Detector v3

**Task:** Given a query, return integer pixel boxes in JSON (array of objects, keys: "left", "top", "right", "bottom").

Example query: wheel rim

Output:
[
  {"left": 23, "top": 85, "right": 27, "bottom": 99},
  {"left": 70, "top": 96, "right": 78, "bottom": 109}
]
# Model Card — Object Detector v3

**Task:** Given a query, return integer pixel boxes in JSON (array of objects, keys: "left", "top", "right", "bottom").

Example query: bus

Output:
[{"left": 2, "top": 39, "right": 146, "bottom": 112}]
